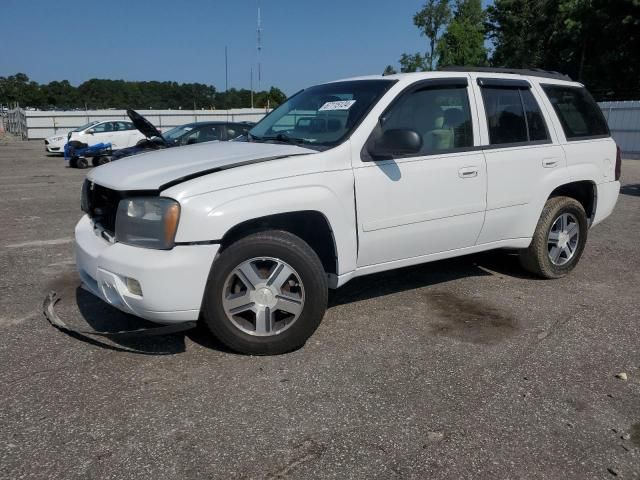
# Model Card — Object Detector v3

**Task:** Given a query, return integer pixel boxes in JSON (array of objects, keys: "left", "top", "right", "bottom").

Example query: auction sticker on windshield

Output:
[{"left": 319, "top": 100, "right": 356, "bottom": 111}]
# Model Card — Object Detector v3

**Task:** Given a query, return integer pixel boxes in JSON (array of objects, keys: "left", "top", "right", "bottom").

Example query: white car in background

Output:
[
  {"left": 67, "top": 120, "right": 145, "bottom": 149},
  {"left": 45, "top": 120, "right": 145, "bottom": 154},
  {"left": 46, "top": 121, "right": 102, "bottom": 153}
]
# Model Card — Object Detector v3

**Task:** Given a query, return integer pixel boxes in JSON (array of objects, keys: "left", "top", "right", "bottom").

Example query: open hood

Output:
[
  {"left": 127, "top": 109, "right": 163, "bottom": 140},
  {"left": 87, "top": 140, "right": 316, "bottom": 191}
]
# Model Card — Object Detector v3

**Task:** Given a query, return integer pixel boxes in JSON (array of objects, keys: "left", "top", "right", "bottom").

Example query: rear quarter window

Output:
[{"left": 541, "top": 85, "right": 609, "bottom": 140}]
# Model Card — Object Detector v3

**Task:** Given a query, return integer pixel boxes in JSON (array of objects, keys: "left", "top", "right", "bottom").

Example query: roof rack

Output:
[{"left": 439, "top": 66, "right": 572, "bottom": 82}]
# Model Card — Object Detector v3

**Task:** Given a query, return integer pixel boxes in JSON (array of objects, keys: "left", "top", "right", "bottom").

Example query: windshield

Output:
[
  {"left": 73, "top": 121, "right": 99, "bottom": 132},
  {"left": 249, "top": 79, "right": 395, "bottom": 148},
  {"left": 160, "top": 124, "right": 197, "bottom": 142}
]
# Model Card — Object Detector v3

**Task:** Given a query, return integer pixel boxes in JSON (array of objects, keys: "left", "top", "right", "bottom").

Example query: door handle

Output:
[
  {"left": 458, "top": 167, "right": 479, "bottom": 178},
  {"left": 542, "top": 158, "right": 560, "bottom": 168}
]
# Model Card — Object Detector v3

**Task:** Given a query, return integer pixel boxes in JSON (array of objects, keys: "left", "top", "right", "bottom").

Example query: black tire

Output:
[
  {"left": 76, "top": 157, "right": 89, "bottom": 169},
  {"left": 519, "top": 196, "right": 588, "bottom": 279},
  {"left": 92, "top": 156, "right": 110, "bottom": 166},
  {"left": 202, "top": 230, "right": 328, "bottom": 355},
  {"left": 68, "top": 157, "right": 78, "bottom": 168}
]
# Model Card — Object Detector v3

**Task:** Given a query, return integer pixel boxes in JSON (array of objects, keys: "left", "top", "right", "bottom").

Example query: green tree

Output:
[
  {"left": 437, "top": 0, "right": 487, "bottom": 68},
  {"left": 383, "top": 65, "right": 397, "bottom": 75},
  {"left": 487, "top": 0, "right": 640, "bottom": 100},
  {"left": 413, "top": 0, "right": 452, "bottom": 70},
  {"left": 399, "top": 53, "right": 428, "bottom": 73},
  {"left": 486, "top": 0, "right": 550, "bottom": 69}
]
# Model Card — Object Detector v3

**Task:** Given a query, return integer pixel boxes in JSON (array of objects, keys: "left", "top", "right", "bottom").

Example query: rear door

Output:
[
  {"left": 472, "top": 76, "right": 568, "bottom": 243},
  {"left": 539, "top": 83, "right": 616, "bottom": 183}
]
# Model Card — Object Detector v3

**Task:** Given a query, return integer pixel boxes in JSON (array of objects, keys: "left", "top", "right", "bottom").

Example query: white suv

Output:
[{"left": 75, "top": 68, "right": 621, "bottom": 354}]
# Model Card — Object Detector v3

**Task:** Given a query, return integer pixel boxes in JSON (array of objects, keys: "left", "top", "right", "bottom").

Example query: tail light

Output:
[{"left": 615, "top": 145, "right": 622, "bottom": 181}]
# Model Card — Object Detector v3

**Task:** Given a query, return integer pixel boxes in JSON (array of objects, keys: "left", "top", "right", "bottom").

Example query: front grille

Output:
[
  {"left": 81, "top": 180, "right": 159, "bottom": 236},
  {"left": 82, "top": 180, "right": 121, "bottom": 234}
]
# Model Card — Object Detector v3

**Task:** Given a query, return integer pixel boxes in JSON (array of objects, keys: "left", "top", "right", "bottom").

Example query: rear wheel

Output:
[
  {"left": 202, "top": 230, "right": 328, "bottom": 355},
  {"left": 519, "top": 196, "right": 588, "bottom": 278},
  {"left": 76, "top": 157, "right": 89, "bottom": 169}
]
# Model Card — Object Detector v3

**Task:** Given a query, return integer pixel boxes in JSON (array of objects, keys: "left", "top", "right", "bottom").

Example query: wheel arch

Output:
[
  {"left": 547, "top": 180, "right": 597, "bottom": 224},
  {"left": 218, "top": 210, "right": 339, "bottom": 277}
]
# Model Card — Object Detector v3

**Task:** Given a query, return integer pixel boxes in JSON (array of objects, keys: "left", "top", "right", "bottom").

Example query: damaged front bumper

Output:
[
  {"left": 74, "top": 215, "right": 219, "bottom": 324},
  {"left": 43, "top": 291, "right": 197, "bottom": 338}
]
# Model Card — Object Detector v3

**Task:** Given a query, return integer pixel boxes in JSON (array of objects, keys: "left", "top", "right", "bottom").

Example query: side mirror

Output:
[
  {"left": 87, "top": 128, "right": 95, "bottom": 134},
  {"left": 368, "top": 129, "right": 422, "bottom": 158}
]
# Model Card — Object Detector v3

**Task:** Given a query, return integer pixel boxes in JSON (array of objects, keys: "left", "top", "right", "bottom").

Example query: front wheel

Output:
[
  {"left": 202, "top": 230, "right": 328, "bottom": 355},
  {"left": 519, "top": 196, "right": 588, "bottom": 279}
]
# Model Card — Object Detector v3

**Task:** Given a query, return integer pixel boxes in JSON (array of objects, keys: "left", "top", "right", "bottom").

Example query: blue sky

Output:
[{"left": 2, "top": 0, "right": 492, "bottom": 95}]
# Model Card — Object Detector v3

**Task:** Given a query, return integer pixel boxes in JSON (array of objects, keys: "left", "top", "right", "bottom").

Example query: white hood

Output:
[{"left": 87, "top": 141, "right": 316, "bottom": 191}]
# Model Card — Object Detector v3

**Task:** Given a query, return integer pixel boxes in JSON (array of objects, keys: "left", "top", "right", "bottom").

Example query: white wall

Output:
[{"left": 24, "top": 108, "right": 270, "bottom": 139}]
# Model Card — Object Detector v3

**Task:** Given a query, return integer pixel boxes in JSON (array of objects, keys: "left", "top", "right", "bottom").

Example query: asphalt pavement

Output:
[{"left": 1, "top": 139, "right": 639, "bottom": 479}]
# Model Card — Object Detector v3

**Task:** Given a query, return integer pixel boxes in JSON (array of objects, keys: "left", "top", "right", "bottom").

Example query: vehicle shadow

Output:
[
  {"left": 54, "top": 250, "right": 532, "bottom": 355},
  {"left": 70, "top": 287, "right": 190, "bottom": 355},
  {"left": 329, "top": 250, "right": 535, "bottom": 307},
  {"left": 620, "top": 184, "right": 640, "bottom": 197}
]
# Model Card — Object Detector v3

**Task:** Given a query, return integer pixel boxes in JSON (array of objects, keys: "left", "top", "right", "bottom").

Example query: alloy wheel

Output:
[
  {"left": 547, "top": 212, "right": 580, "bottom": 266},
  {"left": 221, "top": 257, "right": 305, "bottom": 336}
]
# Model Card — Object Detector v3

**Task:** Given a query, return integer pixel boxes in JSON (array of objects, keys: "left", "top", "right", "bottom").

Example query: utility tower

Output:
[{"left": 256, "top": 0, "right": 262, "bottom": 93}]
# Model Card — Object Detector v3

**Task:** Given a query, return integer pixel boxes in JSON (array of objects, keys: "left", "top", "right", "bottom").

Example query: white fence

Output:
[
  {"left": 600, "top": 101, "right": 640, "bottom": 159},
  {"left": 3, "top": 102, "right": 640, "bottom": 158},
  {"left": 4, "top": 108, "right": 270, "bottom": 140}
]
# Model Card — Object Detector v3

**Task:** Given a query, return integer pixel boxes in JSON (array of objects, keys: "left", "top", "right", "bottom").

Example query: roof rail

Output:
[{"left": 439, "top": 66, "right": 572, "bottom": 82}]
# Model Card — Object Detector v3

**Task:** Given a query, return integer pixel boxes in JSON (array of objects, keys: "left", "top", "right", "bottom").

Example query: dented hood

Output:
[{"left": 87, "top": 141, "right": 316, "bottom": 191}]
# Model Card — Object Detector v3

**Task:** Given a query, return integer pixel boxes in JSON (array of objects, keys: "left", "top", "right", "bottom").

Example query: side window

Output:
[
  {"left": 379, "top": 85, "right": 473, "bottom": 154},
  {"left": 481, "top": 86, "right": 549, "bottom": 145},
  {"left": 226, "top": 125, "right": 238, "bottom": 139},
  {"left": 114, "top": 121, "right": 135, "bottom": 131},
  {"left": 541, "top": 85, "right": 609, "bottom": 140},
  {"left": 521, "top": 89, "right": 548, "bottom": 141},
  {"left": 182, "top": 125, "right": 222, "bottom": 145},
  {"left": 91, "top": 122, "right": 112, "bottom": 133}
]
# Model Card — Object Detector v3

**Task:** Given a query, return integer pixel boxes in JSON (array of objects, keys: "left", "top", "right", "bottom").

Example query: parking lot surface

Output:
[{"left": 1, "top": 140, "right": 639, "bottom": 479}]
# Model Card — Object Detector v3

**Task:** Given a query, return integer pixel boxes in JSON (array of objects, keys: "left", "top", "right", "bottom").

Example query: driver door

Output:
[{"left": 353, "top": 78, "right": 487, "bottom": 267}]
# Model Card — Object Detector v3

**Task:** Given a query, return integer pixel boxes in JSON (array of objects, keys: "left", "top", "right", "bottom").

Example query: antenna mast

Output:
[{"left": 256, "top": 0, "right": 262, "bottom": 93}]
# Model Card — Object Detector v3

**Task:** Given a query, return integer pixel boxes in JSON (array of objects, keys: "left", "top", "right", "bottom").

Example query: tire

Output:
[
  {"left": 92, "top": 156, "right": 110, "bottom": 166},
  {"left": 76, "top": 157, "right": 89, "bottom": 169},
  {"left": 519, "top": 196, "right": 588, "bottom": 279},
  {"left": 202, "top": 230, "right": 328, "bottom": 355},
  {"left": 68, "top": 157, "right": 78, "bottom": 168}
]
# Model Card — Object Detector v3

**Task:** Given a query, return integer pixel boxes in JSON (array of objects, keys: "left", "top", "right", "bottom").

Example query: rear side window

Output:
[
  {"left": 541, "top": 85, "right": 609, "bottom": 140},
  {"left": 481, "top": 87, "right": 549, "bottom": 145}
]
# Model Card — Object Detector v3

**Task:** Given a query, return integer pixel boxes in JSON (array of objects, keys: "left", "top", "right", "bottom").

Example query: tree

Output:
[
  {"left": 0, "top": 74, "right": 287, "bottom": 109},
  {"left": 486, "top": 0, "right": 550, "bottom": 69},
  {"left": 437, "top": 0, "right": 487, "bottom": 68},
  {"left": 399, "top": 53, "right": 428, "bottom": 73},
  {"left": 383, "top": 65, "right": 397, "bottom": 75},
  {"left": 487, "top": 0, "right": 640, "bottom": 100},
  {"left": 413, "top": 0, "right": 452, "bottom": 70}
]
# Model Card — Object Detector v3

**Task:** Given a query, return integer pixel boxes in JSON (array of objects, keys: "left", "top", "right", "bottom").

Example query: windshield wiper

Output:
[{"left": 255, "top": 133, "right": 308, "bottom": 145}]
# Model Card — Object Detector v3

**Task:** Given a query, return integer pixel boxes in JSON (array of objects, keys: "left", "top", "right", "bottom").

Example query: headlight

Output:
[{"left": 115, "top": 197, "right": 180, "bottom": 250}]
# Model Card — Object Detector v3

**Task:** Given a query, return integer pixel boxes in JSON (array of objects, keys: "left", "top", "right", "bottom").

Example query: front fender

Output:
[{"left": 174, "top": 172, "right": 358, "bottom": 275}]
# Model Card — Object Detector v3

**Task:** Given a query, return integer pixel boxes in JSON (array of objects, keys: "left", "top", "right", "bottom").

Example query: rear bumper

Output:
[
  {"left": 74, "top": 215, "right": 219, "bottom": 324},
  {"left": 593, "top": 180, "right": 620, "bottom": 226}
]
